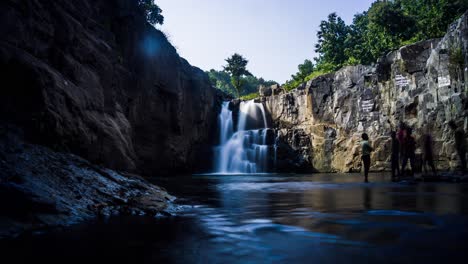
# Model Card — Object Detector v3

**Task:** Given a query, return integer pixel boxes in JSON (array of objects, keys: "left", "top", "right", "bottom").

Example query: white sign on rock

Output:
[
  {"left": 438, "top": 76, "right": 451, "bottom": 88},
  {"left": 395, "top": 75, "right": 410, "bottom": 87}
]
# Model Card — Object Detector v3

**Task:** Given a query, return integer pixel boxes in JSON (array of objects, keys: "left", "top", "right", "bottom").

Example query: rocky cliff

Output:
[
  {"left": 0, "top": 0, "right": 220, "bottom": 175},
  {"left": 261, "top": 12, "right": 468, "bottom": 173}
]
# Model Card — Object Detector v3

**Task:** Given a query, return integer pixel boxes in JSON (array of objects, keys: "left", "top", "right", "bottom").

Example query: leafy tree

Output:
[
  {"left": 396, "top": 0, "right": 468, "bottom": 40},
  {"left": 365, "top": 1, "right": 416, "bottom": 58},
  {"left": 291, "top": 59, "right": 315, "bottom": 83},
  {"left": 207, "top": 70, "right": 236, "bottom": 96},
  {"left": 138, "top": 0, "right": 164, "bottom": 25},
  {"left": 207, "top": 69, "right": 277, "bottom": 98},
  {"left": 315, "top": 13, "right": 350, "bottom": 69},
  {"left": 344, "top": 13, "right": 374, "bottom": 65},
  {"left": 223, "top": 54, "right": 253, "bottom": 98}
]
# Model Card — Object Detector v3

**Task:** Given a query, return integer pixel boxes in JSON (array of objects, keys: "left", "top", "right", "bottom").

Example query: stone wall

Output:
[{"left": 261, "top": 12, "right": 468, "bottom": 173}]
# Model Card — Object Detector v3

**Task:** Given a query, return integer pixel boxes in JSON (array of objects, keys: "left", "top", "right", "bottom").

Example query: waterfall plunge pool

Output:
[{"left": 3, "top": 173, "right": 468, "bottom": 263}]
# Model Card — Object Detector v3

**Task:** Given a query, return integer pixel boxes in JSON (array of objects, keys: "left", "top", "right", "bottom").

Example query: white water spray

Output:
[{"left": 214, "top": 101, "right": 275, "bottom": 174}]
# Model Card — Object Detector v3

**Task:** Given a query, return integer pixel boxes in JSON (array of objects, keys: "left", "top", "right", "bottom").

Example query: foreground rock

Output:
[
  {"left": 261, "top": 12, "right": 468, "bottom": 173},
  {"left": 0, "top": 126, "right": 174, "bottom": 239},
  {"left": 0, "top": 0, "right": 220, "bottom": 175}
]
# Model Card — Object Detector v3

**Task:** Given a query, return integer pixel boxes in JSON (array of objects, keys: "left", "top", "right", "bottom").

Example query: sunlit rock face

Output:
[
  {"left": 262, "top": 12, "right": 468, "bottom": 172},
  {"left": 0, "top": 0, "right": 220, "bottom": 175}
]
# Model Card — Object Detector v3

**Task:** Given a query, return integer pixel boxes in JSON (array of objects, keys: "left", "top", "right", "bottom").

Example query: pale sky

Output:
[{"left": 156, "top": 0, "right": 375, "bottom": 83}]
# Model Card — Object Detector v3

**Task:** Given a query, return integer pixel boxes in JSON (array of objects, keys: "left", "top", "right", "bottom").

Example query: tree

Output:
[
  {"left": 365, "top": 1, "right": 416, "bottom": 58},
  {"left": 223, "top": 54, "right": 252, "bottom": 98},
  {"left": 315, "top": 13, "right": 350, "bottom": 70},
  {"left": 138, "top": 0, "right": 164, "bottom": 25},
  {"left": 344, "top": 12, "right": 374, "bottom": 65},
  {"left": 396, "top": 0, "right": 468, "bottom": 40},
  {"left": 291, "top": 59, "right": 315, "bottom": 83},
  {"left": 207, "top": 70, "right": 236, "bottom": 96}
]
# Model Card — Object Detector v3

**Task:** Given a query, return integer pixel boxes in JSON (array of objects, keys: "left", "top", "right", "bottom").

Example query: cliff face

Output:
[
  {"left": 0, "top": 0, "right": 220, "bottom": 175},
  {"left": 263, "top": 13, "right": 468, "bottom": 172}
]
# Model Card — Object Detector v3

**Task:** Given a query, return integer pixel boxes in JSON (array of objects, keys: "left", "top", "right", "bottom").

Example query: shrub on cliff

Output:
[{"left": 138, "top": 0, "right": 164, "bottom": 25}]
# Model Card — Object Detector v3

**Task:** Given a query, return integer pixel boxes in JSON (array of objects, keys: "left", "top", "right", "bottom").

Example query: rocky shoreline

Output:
[{"left": 0, "top": 125, "right": 175, "bottom": 239}]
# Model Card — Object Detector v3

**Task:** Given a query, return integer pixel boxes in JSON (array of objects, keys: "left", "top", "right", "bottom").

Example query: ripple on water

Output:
[{"left": 217, "top": 181, "right": 380, "bottom": 193}]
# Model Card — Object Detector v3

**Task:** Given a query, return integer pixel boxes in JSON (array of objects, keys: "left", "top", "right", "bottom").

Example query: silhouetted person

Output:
[
  {"left": 397, "top": 122, "right": 407, "bottom": 166},
  {"left": 390, "top": 131, "right": 400, "bottom": 181},
  {"left": 449, "top": 121, "right": 466, "bottom": 174},
  {"left": 361, "top": 133, "right": 373, "bottom": 183},
  {"left": 422, "top": 129, "right": 437, "bottom": 176},
  {"left": 401, "top": 128, "right": 416, "bottom": 177}
]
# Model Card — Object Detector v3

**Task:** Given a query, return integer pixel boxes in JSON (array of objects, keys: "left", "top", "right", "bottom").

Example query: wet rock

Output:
[{"left": 0, "top": 126, "right": 174, "bottom": 238}]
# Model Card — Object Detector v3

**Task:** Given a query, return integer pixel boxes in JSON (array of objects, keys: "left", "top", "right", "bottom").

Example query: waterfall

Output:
[{"left": 214, "top": 101, "right": 275, "bottom": 174}]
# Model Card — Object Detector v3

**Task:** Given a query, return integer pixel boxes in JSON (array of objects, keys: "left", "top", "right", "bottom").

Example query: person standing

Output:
[
  {"left": 361, "top": 133, "right": 373, "bottom": 183},
  {"left": 401, "top": 128, "right": 416, "bottom": 177},
  {"left": 449, "top": 121, "right": 466, "bottom": 174},
  {"left": 422, "top": 129, "right": 437, "bottom": 176},
  {"left": 390, "top": 131, "right": 400, "bottom": 181},
  {"left": 397, "top": 122, "right": 407, "bottom": 169}
]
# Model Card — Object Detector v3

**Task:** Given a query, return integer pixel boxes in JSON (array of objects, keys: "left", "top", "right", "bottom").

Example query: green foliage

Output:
[
  {"left": 315, "top": 13, "right": 349, "bottom": 68},
  {"left": 223, "top": 53, "right": 252, "bottom": 98},
  {"left": 449, "top": 46, "right": 464, "bottom": 67},
  {"left": 284, "top": 0, "right": 468, "bottom": 92},
  {"left": 291, "top": 59, "right": 315, "bottom": 83},
  {"left": 138, "top": 0, "right": 164, "bottom": 25},
  {"left": 207, "top": 69, "right": 277, "bottom": 97},
  {"left": 305, "top": 69, "right": 333, "bottom": 81},
  {"left": 396, "top": 0, "right": 468, "bottom": 40},
  {"left": 207, "top": 70, "right": 235, "bottom": 96},
  {"left": 240, "top": 92, "right": 260, "bottom": 101},
  {"left": 283, "top": 69, "right": 332, "bottom": 91},
  {"left": 283, "top": 59, "right": 315, "bottom": 91}
]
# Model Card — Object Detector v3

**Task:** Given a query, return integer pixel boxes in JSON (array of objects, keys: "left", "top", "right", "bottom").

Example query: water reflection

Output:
[{"left": 2, "top": 173, "right": 468, "bottom": 263}]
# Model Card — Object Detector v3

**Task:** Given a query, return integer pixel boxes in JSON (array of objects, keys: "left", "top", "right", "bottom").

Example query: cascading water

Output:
[{"left": 214, "top": 101, "right": 275, "bottom": 174}]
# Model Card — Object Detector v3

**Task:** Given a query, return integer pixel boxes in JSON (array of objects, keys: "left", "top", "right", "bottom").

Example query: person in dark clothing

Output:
[
  {"left": 390, "top": 131, "right": 400, "bottom": 181},
  {"left": 397, "top": 122, "right": 407, "bottom": 166},
  {"left": 401, "top": 128, "right": 416, "bottom": 177},
  {"left": 449, "top": 121, "right": 466, "bottom": 174},
  {"left": 422, "top": 129, "right": 437, "bottom": 176},
  {"left": 361, "top": 133, "right": 373, "bottom": 183}
]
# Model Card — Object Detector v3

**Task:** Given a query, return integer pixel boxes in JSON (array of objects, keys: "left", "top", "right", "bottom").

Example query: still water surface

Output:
[{"left": 3, "top": 173, "right": 468, "bottom": 263}]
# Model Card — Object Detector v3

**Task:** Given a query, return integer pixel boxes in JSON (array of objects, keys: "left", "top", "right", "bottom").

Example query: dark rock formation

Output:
[
  {"left": 0, "top": 125, "right": 174, "bottom": 238},
  {"left": 262, "top": 12, "right": 468, "bottom": 173},
  {"left": 0, "top": 0, "right": 220, "bottom": 175}
]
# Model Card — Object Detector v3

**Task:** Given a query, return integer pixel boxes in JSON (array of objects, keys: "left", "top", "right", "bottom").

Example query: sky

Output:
[{"left": 156, "top": 0, "right": 375, "bottom": 83}]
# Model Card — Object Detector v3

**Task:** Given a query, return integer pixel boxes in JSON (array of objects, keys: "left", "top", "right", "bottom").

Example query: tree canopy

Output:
[
  {"left": 138, "top": 0, "right": 164, "bottom": 25},
  {"left": 223, "top": 54, "right": 253, "bottom": 98}
]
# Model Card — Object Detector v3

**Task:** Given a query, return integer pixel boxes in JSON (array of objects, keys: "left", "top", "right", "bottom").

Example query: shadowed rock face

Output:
[
  {"left": 0, "top": 125, "right": 175, "bottom": 238},
  {"left": 0, "top": 0, "right": 220, "bottom": 175},
  {"left": 262, "top": 12, "right": 468, "bottom": 173}
]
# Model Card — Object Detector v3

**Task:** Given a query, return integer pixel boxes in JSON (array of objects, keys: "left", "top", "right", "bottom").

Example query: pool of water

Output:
[{"left": 2, "top": 173, "right": 468, "bottom": 263}]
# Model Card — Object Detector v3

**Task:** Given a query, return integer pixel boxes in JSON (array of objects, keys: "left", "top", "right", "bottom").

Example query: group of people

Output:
[{"left": 360, "top": 121, "right": 466, "bottom": 183}]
